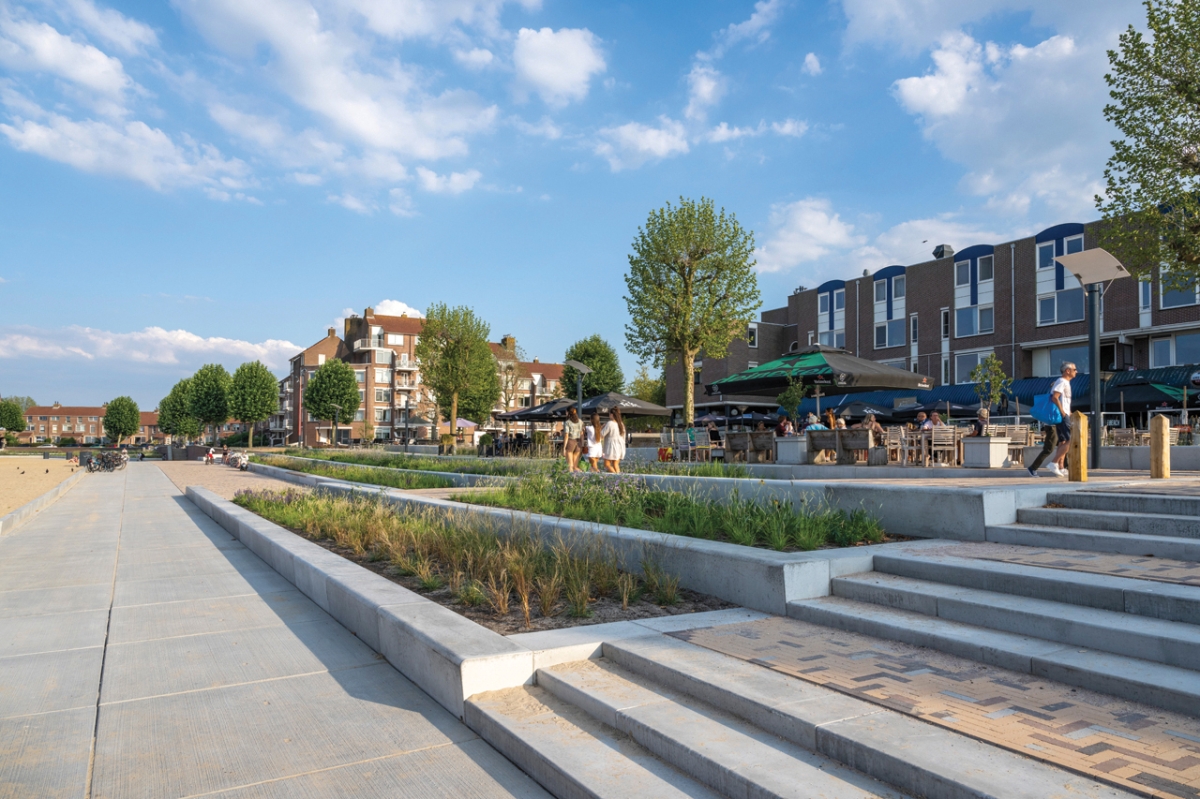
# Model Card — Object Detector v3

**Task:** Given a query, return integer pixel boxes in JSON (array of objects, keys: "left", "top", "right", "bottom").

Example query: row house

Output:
[
  {"left": 15, "top": 404, "right": 164, "bottom": 445},
  {"left": 669, "top": 218, "right": 1200, "bottom": 413}
]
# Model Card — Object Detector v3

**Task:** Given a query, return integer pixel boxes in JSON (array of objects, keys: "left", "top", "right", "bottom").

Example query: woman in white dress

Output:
[
  {"left": 602, "top": 408, "right": 627, "bottom": 473},
  {"left": 585, "top": 411, "right": 604, "bottom": 471}
]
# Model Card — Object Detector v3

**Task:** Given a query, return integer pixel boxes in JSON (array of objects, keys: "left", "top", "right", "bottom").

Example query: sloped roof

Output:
[{"left": 24, "top": 406, "right": 107, "bottom": 416}]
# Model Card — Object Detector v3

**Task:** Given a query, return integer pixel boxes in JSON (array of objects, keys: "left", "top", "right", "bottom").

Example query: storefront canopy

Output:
[{"left": 708, "top": 345, "right": 933, "bottom": 397}]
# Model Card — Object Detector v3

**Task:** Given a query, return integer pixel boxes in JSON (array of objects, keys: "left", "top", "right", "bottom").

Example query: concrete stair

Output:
[{"left": 467, "top": 635, "right": 1134, "bottom": 799}]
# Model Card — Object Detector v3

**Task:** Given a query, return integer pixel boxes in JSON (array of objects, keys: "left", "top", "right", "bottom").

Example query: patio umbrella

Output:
[
  {"left": 833, "top": 401, "right": 896, "bottom": 423},
  {"left": 707, "top": 345, "right": 933, "bottom": 397},
  {"left": 893, "top": 400, "right": 980, "bottom": 420},
  {"left": 497, "top": 397, "right": 575, "bottom": 421},
  {"left": 579, "top": 391, "right": 671, "bottom": 417},
  {"left": 694, "top": 412, "right": 727, "bottom": 425}
]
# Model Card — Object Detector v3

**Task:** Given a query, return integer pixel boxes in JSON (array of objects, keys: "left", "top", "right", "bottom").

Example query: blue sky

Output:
[{"left": 0, "top": 0, "right": 1145, "bottom": 407}]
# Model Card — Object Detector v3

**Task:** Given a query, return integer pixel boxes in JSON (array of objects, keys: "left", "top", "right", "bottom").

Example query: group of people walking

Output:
[{"left": 562, "top": 406, "right": 627, "bottom": 473}]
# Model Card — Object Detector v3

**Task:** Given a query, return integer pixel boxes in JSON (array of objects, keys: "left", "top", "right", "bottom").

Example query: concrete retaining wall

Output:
[
  {"left": 255, "top": 453, "right": 512, "bottom": 488},
  {"left": 0, "top": 469, "right": 88, "bottom": 536},
  {"left": 1098, "top": 446, "right": 1200, "bottom": 471},
  {"left": 186, "top": 486, "right": 534, "bottom": 719}
]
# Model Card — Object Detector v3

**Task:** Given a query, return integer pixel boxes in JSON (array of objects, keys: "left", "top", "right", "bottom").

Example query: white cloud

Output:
[
  {"left": 594, "top": 117, "right": 689, "bottom": 171},
  {"left": 57, "top": 0, "right": 158, "bottom": 55},
  {"left": 513, "top": 27, "right": 605, "bottom": 106},
  {"left": 684, "top": 63, "right": 724, "bottom": 121},
  {"left": 342, "top": 0, "right": 540, "bottom": 41},
  {"left": 892, "top": 31, "right": 986, "bottom": 119},
  {"left": 326, "top": 192, "right": 375, "bottom": 213},
  {"left": 0, "top": 16, "right": 133, "bottom": 101},
  {"left": 453, "top": 47, "right": 494, "bottom": 69},
  {"left": 292, "top": 172, "right": 323, "bottom": 185},
  {"left": 705, "top": 121, "right": 763, "bottom": 143},
  {"left": 208, "top": 104, "right": 286, "bottom": 148},
  {"left": 802, "top": 52, "right": 821, "bottom": 75},
  {"left": 415, "top": 165, "right": 481, "bottom": 193},
  {"left": 0, "top": 105, "right": 248, "bottom": 191},
  {"left": 374, "top": 299, "right": 424, "bottom": 317},
  {"left": 705, "top": 0, "right": 785, "bottom": 59},
  {"left": 755, "top": 198, "right": 864, "bottom": 273},
  {"left": 771, "top": 118, "right": 807, "bottom": 137},
  {"left": 388, "top": 187, "right": 416, "bottom": 216},
  {"left": 0, "top": 325, "right": 300, "bottom": 369},
  {"left": 510, "top": 115, "right": 562, "bottom": 139}
]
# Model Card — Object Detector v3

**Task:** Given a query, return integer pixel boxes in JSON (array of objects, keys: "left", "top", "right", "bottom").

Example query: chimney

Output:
[
  {"left": 533, "top": 357, "right": 539, "bottom": 363},
  {"left": 501, "top": 335, "right": 516, "bottom": 352},
  {"left": 365, "top": 306, "right": 374, "bottom": 317},
  {"left": 327, "top": 327, "right": 336, "bottom": 337},
  {"left": 933, "top": 244, "right": 954, "bottom": 259},
  {"left": 53, "top": 401, "right": 61, "bottom": 409}
]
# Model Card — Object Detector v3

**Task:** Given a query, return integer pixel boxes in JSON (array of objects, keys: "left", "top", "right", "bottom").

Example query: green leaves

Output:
[
  {"left": 0, "top": 399, "right": 26, "bottom": 433},
  {"left": 563, "top": 334, "right": 625, "bottom": 398},
  {"left": 415, "top": 303, "right": 500, "bottom": 426},
  {"left": 103, "top": 396, "right": 140, "bottom": 445},
  {"left": 968, "top": 353, "right": 1013, "bottom": 411},
  {"left": 1098, "top": 0, "right": 1200, "bottom": 283},
  {"left": 189, "top": 364, "right": 232, "bottom": 440},
  {"left": 159, "top": 378, "right": 201, "bottom": 441},
  {"left": 776, "top": 377, "right": 809, "bottom": 421},
  {"left": 229, "top": 361, "right": 279, "bottom": 447},
  {"left": 305, "top": 359, "right": 360, "bottom": 425}
]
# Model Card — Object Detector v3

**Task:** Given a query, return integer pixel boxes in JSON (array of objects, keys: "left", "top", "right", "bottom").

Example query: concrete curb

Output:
[
  {"left": 253, "top": 453, "right": 513, "bottom": 488},
  {"left": 185, "top": 485, "right": 534, "bottom": 719},
  {"left": 0, "top": 468, "right": 88, "bottom": 536},
  {"left": 247, "top": 459, "right": 946, "bottom": 615}
]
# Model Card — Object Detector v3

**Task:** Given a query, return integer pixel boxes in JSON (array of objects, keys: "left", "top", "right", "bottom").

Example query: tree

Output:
[
  {"left": 228, "top": 361, "right": 279, "bottom": 449},
  {"left": 3, "top": 396, "right": 36, "bottom": 412},
  {"left": 189, "top": 364, "right": 232, "bottom": 444},
  {"left": 625, "top": 365, "right": 666, "bottom": 432},
  {"left": 304, "top": 359, "right": 359, "bottom": 445},
  {"left": 415, "top": 303, "right": 500, "bottom": 443},
  {"left": 0, "top": 399, "right": 26, "bottom": 433},
  {"left": 968, "top": 353, "right": 1013, "bottom": 413},
  {"left": 1097, "top": 0, "right": 1200, "bottom": 284},
  {"left": 158, "top": 378, "right": 202, "bottom": 443},
  {"left": 776, "top": 377, "right": 809, "bottom": 422},
  {"left": 103, "top": 396, "right": 140, "bottom": 446},
  {"left": 562, "top": 335, "right": 625, "bottom": 399},
  {"left": 624, "top": 197, "right": 761, "bottom": 427}
]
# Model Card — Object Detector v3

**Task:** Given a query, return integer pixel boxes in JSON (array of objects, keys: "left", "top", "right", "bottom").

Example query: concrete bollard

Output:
[
  {"left": 1068, "top": 411, "right": 1088, "bottom": 482},
  {"left": 1151, "top": 415, "right": 1171, "bottom": 479}
]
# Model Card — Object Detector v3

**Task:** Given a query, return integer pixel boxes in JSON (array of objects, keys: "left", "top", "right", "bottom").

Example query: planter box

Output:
[
  {"left": 962, "top": 436, "right": 1010, "bottom": 468},
  {"left": 776, "top": 436, "right": 807, "bottom": 465}
]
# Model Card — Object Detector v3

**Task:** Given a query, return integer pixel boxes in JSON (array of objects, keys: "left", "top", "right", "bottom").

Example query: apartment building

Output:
[
  {"left": 15, "top": 404, "right": 163, "bottom": 444},
  {"left": 490, "top": 335, "right": 563, "bottom": 429},
  {"left": 669, "top": 219, "right": 1200, "bottom": 413}
]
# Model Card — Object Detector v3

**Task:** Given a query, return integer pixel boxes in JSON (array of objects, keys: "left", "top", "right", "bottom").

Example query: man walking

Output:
[{"left": 1028, "top": 362, "right": 1076, "bottom": 477}]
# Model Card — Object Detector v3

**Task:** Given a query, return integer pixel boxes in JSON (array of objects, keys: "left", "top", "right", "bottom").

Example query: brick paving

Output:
[
  {"left": 674, "top": 617, "right": 1200, "bottom": 799},
  {"left": 927, "top": 542, "right": 1200, "bottom": 588},
  {"left": 155, "top": 460, "right": 298, "bottom": 499}
]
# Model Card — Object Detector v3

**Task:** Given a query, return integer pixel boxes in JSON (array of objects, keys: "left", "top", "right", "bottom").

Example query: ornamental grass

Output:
[{"left": 254, "top": 454, "right": 456, "bottom": 490}]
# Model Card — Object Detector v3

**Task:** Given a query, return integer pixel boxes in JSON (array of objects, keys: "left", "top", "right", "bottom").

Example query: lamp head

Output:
[{"left": 564, "top": 359, "right": 593, "bottom": 375}]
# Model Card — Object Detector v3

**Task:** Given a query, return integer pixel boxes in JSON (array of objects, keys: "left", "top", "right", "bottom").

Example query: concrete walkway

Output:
[{"left": 0, "top": 464, "right": 549, "bottom": 799}]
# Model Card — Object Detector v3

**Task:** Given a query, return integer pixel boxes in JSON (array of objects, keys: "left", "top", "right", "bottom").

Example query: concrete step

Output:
[
  {"left": 872, "top": 551, "right": 1200, "bottom": 624},
  {"left": 1017, "top": 506, "right": 1200, "bottom": 538},
  {"left": 602, "top": 635, "right": 1136, "bottom": 799},
  {"left": 1048, "top": 490, "right": 1200, "bottom": 517},
  {"left": 789, "top": 595, "right": 1200, "bottom": 716},
  {"left": 536, "top": 658, "right": 908, "bottom": 799},
  {"left": 830, "top": 572, "right": 1200, "bottom": 669},
  {"left": 465, "top": 683, "right": 725, "bottom": 799},
  {"left": 985, "top": 523, "right": 1200, "bottom": 561}
]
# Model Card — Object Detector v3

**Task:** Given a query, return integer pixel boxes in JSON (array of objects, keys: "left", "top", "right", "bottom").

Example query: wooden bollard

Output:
[
  {"left": 1068, "top": 411, "right": 1087, "bottom": 482},
  {"left": 1151, "top": 415, "right": 1171, "bottom": 479}
]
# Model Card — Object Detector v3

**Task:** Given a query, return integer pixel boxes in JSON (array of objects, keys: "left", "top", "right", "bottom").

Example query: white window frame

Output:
[
  {"left": 1160, "top": 277, "right": 1200, "bottom": 309},
  {"left": 955, "top": 350, "right": 993, "bottom": 384},
  {"left": 874, "top": 280, "right": 887, "bottom": 302},
  {"left": 955, "top": 305, "right": 994, "bottom": 338},
  {"left": 1064, "top": 234, "right": 1084, "bottom": 256},
  {"left": 910, "top": 314, "right": 918, "bottom": 343},
  {"left": 354, "top": 370, "right": 366, "bottom": 384},
  {"left": 893, "top": 275, "right": 906, "bottom": 299},
  {"left": 818, "top": 293, "right": 829, "bottom": 315},
  {"left": 386, "top": 333, "right": 404, "bottom": 345},
  {"left": 747, "top": 322, "right": 758, "bottom": 348},
  {"left": 1151, "top": 337, "right": 1173, "bottom": 368},
  {"left": 955, "top": 261, "right": 970, "bottom": 286},
  {"left": 748, "top": 361, "right": 758, "bottom": 369},
  {"left": 874, "top": 319, "right": 906, "bottom": 349},
  {"left": 1037, "top": 288, "right": 1086, "bottom": 326},
  {"left": 977, "top": 254, "right": 994, "bottom": 283},
  {"left": 834, "top": 288, "right": 845, "bottom": 310},
  {"left": 941, "top": 309, "right": 950, "bottom": 340},
  {"left": 1140, "top": 280, "right": 1153, "bottom": 311},
  {"left": 1037, "top": 242, "right": 1056, "bottom": 270},
  {"left": 318, "top": 354, "right": 326, "bottom": 365}
]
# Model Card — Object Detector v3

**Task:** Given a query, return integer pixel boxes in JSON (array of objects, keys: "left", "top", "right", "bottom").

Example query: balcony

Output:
[{"left": 353, "top": 337, "right": 386, "bottom": 351}]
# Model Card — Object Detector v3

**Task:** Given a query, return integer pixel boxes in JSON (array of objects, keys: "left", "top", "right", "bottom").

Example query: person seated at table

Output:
[
  {"left": 775, "top": 415, "right": 794, "bottom": 437},
  {"left": 928, "top": 412, "right": 946, "bottom": 427},
  {"left": 835, "top": 418, "right": 847, "bottom": 429},
  {"left": 803, "top": 413, "right": 827, "bottom": 431},
  {"left": 914, "top": 412, "right": 928, "bottom": 430},
  {"left": 967, "top": 408, "right": 989, "bottom": 437},
  {"left": 755, "top": 422, "right": 768, "bottom": 431},
  {"left": 706, "top": 421, "right": 723, "bottom": 446},
  {"left": 852, "top": 413, "right": 885, "bottom": 436}
]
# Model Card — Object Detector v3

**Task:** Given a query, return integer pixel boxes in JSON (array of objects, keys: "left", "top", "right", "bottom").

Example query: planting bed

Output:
[
  {"left": 458, "top": 469, "right": 898, "bottom": 552},
  {"left": 255, "top": 454, "right": 456, "bottom": 490},
  {"left": 234, "top": 487, "right": 733, "bottom": 635}
]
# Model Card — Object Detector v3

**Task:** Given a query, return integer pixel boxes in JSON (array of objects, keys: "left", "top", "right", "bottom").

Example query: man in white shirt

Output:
[{"left": 1028, "top": 362, "right": 1076, "bottom": 477}]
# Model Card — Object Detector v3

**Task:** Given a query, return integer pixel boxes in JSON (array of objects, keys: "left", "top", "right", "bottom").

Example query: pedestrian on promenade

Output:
[
  {"left": 1028, "top": 362, "right": 1076, "bottom": 478},
  {"left": 585, "top": 411, "right": 604, "bottom": 471},
  {"left": 563, "top": 407, "right": 584, "bottom": 472},
  {"left": 602, "top": 408, "right": 627, "bottom": 473}
]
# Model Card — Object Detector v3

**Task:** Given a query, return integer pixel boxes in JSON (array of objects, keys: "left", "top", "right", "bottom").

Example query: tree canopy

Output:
[
  {"left": 229, "top": 361, "right": 279, "bottom": 448},
  {"left": 415, "top": 303, "right": 500, "bottom": 432},
  {"left": 624, "top": 197, "right": 760, "bottom": 426},
  {"left": 625, "top": 365, "right": 666, "bottom": 432},
  {"left": 103, "top": 396, "right": 140, "bottom": 445},
  {"left": 3, "top": 396, "right": 36, "bottom": 412},
  {"left": 563, "top": 335, "right": 625, "bottom": 398},
  {"left": 1097, "top": 0, "right": 1200, "bottom": 284},
  {"left": 304, "top": 359, "right": 360, "bottom": 442},
  {"left": 189, "top": 363, "right": 232, "bottom": 444},
  {"left": 158, "top": 378, "right": 201, "bottom": 442},
  {"left": 969, "top": 353, "right": 1013, "bottom": 412},
  {"left": 0, "top": 399, "right": 26, "bottom": 433}
]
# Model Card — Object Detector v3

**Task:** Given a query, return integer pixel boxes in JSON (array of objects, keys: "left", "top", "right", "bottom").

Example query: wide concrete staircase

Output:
[
  {"left": 790, "top": 489, "right": 1200, "bottom": 718},
  {"left": 467, "top": 635, "right": 1131, "bottom": 799}
]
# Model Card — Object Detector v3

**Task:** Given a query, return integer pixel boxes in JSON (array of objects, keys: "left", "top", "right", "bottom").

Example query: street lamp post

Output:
[{"left": 564, "top": 359, "right": 593, "bottom": 418}]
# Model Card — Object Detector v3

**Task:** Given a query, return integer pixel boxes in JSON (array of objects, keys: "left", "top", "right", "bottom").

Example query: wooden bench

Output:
[{"left": 807, "top": 429, "right": 879, "bottom": 465}]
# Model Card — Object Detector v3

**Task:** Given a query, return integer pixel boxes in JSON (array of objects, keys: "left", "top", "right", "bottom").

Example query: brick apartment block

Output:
[
  {"left": 16, "top": 403, "right": 166, "bottom": 445},
  {"left": 668, "top": 219, "right": 1200, "bottom": 413}
]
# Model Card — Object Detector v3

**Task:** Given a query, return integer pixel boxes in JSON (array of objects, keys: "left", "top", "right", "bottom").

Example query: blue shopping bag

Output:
[{"left": 1030, "top": 393, "right": 1063, "bottom": 425}]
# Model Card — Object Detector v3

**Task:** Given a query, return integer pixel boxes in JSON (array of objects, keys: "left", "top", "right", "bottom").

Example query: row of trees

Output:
[{"left": 159, "top": 361, "right": 279, "bottom": 447}]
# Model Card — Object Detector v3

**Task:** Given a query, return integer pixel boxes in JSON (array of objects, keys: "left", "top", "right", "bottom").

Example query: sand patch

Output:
[{"left": 0, "top": 458, "right": 83, "bottom": 516}]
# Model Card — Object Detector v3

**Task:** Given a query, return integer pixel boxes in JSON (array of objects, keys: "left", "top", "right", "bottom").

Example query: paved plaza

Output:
[{"left": 0, "top": 465, "right": 548, "bottom": 799}]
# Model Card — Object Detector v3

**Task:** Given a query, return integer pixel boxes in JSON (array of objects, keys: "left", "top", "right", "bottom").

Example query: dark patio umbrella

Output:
[
  {"left": 833, "top": 401, "right": 896, "bottom": 423},
  {"left": 496, "top": 397, "right": 576, "bottom": 421},
  {"left": 694, "top": 412, "right": 727, "bottom": 425},
  {"left": 707, "top": 345, "right": 933, "bottom": 397},
  {"left": 579, "top": 392, "right": 671, "bottom": 417},
  {"left": 893, "top": 400, "right": 980, "bottom": 420}
]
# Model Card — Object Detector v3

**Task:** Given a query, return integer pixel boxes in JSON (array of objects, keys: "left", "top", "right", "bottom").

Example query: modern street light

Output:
[
  {"left": 564, "top": 359, "right": 593, "bottom": 417},
  {"left": 1054, "top": 248, "right": 1130, "bottom": 469}
]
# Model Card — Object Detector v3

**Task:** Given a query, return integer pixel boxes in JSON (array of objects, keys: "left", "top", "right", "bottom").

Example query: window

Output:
[
  {"left": 1038, "top": 242, "right": 1055, "bottom": 269},
  {"left": 748, "top": 361, "right": 758, "bottom": 368},
  {"left": 1038, "top": 288, "right": 1085, "bottom": 325},
  {"left": 1162, "top": 281, "right": 1199, "bottom": 309},
  {"left": 910, "top": 315, "right": 918, "bottom": 343},
  {"left": 374, "top": 368, "right": 389, "bottom": 383},
  {"left": 875, "top": 319, "right": 906, "bottom": 348},
  {"left": 806, "top": 332, "right": 814, "bottom": 346},
  {"left": 354, "top": 370, "right": 366, "bottom": 384},
  {"left": 1152, "top": 338, "right": 1173, "bottom": 368},
  {"left": 1049, "top": 345, "right": 1089, "bottom": 375},
  {"left": 693, "top": 359, "right": 702, "bottom": 385},
  {"left": 874, "top": 280, "right": 887, "bottom": 302},
  {"left": 747, "top": 323, "right": 758, "bottom": 348},
  {"left": 819, "top": 294, "right": 829, "bottom": 314},
  {"left": 893, "top": 275, "right": 905, "bottom": 299},
  {"left": 956, "top": 305, "right": 994, "bottom": 337},
  {"left": 1065, "top": 235, "right": 1084, "bottom": 255},
  {"left": 386, "top": 333, "right": 404, "bottom": 345},
  {"left": 941, "top": 309, "right": 950, "bottom": 340},
  {"left": 955, "top": 262, "right": 970, "bottom": 286},
  {"left": 318, "top": 354, "right": 326, "bottom": 365},
  {"left": 980, "top": 306, "right": 994, "bottom": 333},
  {"left": 955, "top": 351, "right": 992, "bottom": 383},
  {"left": 942, "top": 357, "right": 950, "bottom": 385},
  {"left": 1140, "top": 280, "right": 1152, "bottom": 310},
  {"left": 50, "top": 416, "right": 58, "bottom": 421},
  {"left": 834, "top": 289, "right": 845, "bottom": 310},
  {"left": 978, "top": 255, "right": 994, "bottom": 282},
  {"left": 374, "top": 408, "right": 390, "bottom": 423},
  {"left": 791, "top": 341, "right": 800, "bottom": 351},
  {"left": 819, "top": 331, "right": 846, "bottom": 348},
  {"left": 371, "top": 326, "right": 382, "bottom": 338},
  {"left": 353, "top": 409, "right": 365, "bottom": 422},
  {"left": 375, "top": 388, "right": 391, "bottom": 403}
]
